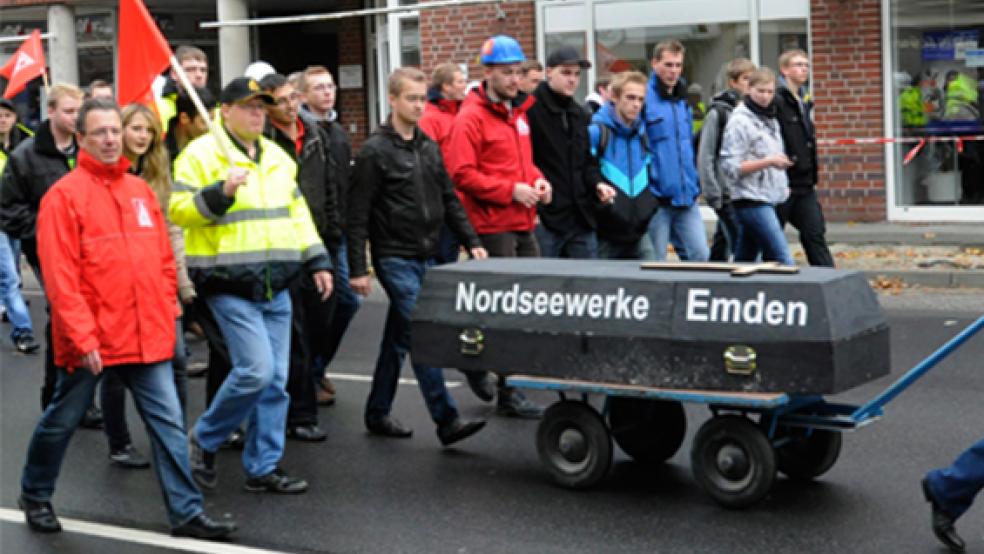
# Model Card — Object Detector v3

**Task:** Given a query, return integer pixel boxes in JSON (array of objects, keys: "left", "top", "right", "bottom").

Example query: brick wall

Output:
[
  {"left": 811, "top": 0, "right": 886, "bottom": 221},
  {"left": 420, "top": 0, "right": 536, "bottom": 79},
  {"left": 336, "top": 0, "right": 369, "bottom": 150}
]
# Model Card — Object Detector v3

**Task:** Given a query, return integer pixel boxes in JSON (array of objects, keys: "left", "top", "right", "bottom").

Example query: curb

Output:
[{"left": 861, "top": 269, "right": 984, "bottom": 289}]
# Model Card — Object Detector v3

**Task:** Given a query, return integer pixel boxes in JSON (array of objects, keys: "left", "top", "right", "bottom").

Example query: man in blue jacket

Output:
[{"left": 643, "top": 39, "right": 709, "bottom": 262}]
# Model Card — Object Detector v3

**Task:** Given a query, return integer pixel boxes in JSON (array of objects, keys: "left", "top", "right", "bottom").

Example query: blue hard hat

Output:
[{"left": 480, "top": 35, "right": 526, "bottom": 65}]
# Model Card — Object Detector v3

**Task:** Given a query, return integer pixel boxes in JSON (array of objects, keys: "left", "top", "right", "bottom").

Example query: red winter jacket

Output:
[
  {"left": 446, "top": 84, "right": 543, "bottom": 234},
  {"left": 418, "top": 89, "right": 460, "bottom": 163},
  {"left": 37, "top": 149, "right": 178, "bottom": 370}
]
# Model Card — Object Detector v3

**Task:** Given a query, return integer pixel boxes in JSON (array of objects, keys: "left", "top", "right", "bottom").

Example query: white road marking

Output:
[
  {"left": 0, "top": 507, "right": 289, "bottom": 553},
  {"left": 325, "top": 372, "right": 462, "bottom": 388}
]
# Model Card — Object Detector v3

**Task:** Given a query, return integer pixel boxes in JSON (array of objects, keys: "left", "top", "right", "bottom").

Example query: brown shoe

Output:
[
  {"left": 316, "top": 386, "right": 335, "bottom": 406},
  {"left": 320, "top": 376, "right": 336, "bottom": 395}
]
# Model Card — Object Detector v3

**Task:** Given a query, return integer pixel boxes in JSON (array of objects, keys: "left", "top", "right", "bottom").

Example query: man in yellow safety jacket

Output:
[{"left": 170, "top": 77, "right": 333, "bottom": 495}]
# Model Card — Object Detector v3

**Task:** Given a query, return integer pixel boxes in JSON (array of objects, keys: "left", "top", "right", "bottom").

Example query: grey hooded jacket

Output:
[{"left": 719, "top": 102, "right": 789, "bottom": 205}]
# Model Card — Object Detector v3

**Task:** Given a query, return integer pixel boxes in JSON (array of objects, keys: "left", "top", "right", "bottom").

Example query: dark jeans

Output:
[
  {"left": 925, "top": 435, "right": 984, "bottom": 520},
  {"left": 434, "top": 225, "right": 462, "bottom": 264},
  {"left": 21, "top": 362, "right": 203, "bottom": 528},
  {"left": 534, "top": 224, "right": 598, "bottom": 259},
  {"left": 709, "top": 203, "right": 740, "bottom": 262},
  {"left": 287, "top": 272, "right": 336, "bottom": 427},
  {"left": 478, "top": 231, "right": 540, "bottom": 258},
  {"left": 315, "top": 239, "right": 362, "bottom": 377},
  {"left": 777, "top": 189, "right": 834, "bottom": 267},
  {"left": 734, "top": 204, "right": 793, "bottom": 265},
  {"left": 23, "top": 242, "right": 62, "bottom": 411},
  {"left": 597, "top": 238, "right": 643, "bottom": 260},
  {"left": 103, "top": 318, "right": 188, "bottom": 450},
  {"left": 366, "top": 256, "right": 458, "bottom": 426}
]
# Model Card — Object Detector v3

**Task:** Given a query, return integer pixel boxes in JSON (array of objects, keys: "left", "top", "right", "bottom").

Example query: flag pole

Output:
[
  {"left": 41, "top": 69, "right": 49, "bottom": 94},
  {"left": 168, "top": 55, "right": 232, "bottom": 162}
]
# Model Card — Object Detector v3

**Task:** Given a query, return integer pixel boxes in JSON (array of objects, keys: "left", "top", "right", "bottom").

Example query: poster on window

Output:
[{"left": 922, "top": 30, "right": 979, "bottom": 61}]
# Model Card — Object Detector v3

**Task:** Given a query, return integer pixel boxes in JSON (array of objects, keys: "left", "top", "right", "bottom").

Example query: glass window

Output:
[
  {"left": 399, "top": 17, "right": 420, "bottom": 67},
  {"left": 594, "top": 23, "right": 750, "bottom": 106},
  {"left": 890, "top": 0, "right": 984, "bottom": 206},
  {"left": 759, "top": 19, "right": 808, "bottom": 71}
]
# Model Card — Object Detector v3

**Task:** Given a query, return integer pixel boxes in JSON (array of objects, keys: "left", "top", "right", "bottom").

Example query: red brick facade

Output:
[
  {"left": 420, "top": 0, "right": 536, "bottom": 82},
  {"left": 810, "top": 0, "right": 885, "bottom": 221}
]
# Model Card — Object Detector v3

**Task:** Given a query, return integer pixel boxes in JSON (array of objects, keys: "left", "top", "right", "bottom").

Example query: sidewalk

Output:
[{"left": 793, "top": 221, "right": 984, "bottom": 290}]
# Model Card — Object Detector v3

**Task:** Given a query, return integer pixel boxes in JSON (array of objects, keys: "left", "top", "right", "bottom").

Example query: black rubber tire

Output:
[
  {"left": 608, "top": 398, "right": 687, "bottom": 463},
  {"left": 536, "top": 401, "right": 613, "bottom": 489},
  {"left": 776, "top": 428, "right": 842, "bottom": 481},
  {"left": 691, "top": 416, "right": 777, "bottom": 509}
]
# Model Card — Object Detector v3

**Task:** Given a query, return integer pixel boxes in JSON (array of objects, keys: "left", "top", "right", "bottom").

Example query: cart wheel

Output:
[
  {"left": 691, "top": 416, "right": 776, "bottom": 509},
  {"left": 536, "top": 401, "right": 613, "bottom": 489},
  {"left": 608, "top": 398, "right": 686, "bottom": 463},
  {"left": 776, "top": 428, "right": 842, "bottom": 481}
]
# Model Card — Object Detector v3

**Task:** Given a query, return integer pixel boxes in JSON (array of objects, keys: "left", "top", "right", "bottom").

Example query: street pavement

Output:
[{"left": 2, "top": 287, "right": 983, "bottom": 553}]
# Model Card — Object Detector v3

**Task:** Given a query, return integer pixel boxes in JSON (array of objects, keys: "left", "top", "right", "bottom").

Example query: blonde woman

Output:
[
  {"left": 100, "top": 104, "right": 194, "bottom": 468},
  {"left": 719, "top": 67, "right": 794, "bottom": 265}
]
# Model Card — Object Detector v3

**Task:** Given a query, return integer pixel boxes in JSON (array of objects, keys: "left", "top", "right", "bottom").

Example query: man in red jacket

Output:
[
  {"left": 445, "top": 35, "right": 550, "bottom": 418},
  {"left": 17, "top": 98, "right": 235, "bottom": 541}
]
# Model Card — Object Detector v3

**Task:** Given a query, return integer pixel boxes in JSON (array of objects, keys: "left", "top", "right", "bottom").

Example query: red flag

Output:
[
  {"left": 0, "top": 30, "right": 46, "bottom": 99},
  {"left": 117, "top": 0, "right": 172, "bottom": 107}
]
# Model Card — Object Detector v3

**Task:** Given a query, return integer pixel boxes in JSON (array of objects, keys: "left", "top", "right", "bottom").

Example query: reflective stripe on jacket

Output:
[
  {"left": 38, "top": 150, "right": 178, "bottom": 369},
  {"left": 170, "top": 128, "right": 331, "bottom": 301}
]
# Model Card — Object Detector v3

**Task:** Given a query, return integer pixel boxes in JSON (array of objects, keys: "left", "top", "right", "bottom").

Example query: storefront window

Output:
[
  {"left": 76, "top": 12, "right": 114, "bottom": 90},
  {"left": 399, "top": 16, "right": 421, "bottom": 67},
  {"left": 891, "top": 0, "right": 984, "bottom": 207},
  {"left": 759, "top": 18, "right": 807, "bottom": 70}
]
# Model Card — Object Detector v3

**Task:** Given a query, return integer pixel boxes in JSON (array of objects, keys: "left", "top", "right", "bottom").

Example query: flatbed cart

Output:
[{"left": 505, "top": 315, "right": 984, "bottom": 509}]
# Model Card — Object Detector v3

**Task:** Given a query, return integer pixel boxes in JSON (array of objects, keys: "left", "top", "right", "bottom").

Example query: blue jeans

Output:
[
  {"left": 21, "top": 362, "right": 202, "bottom": 528},
  {"left": 646, "top": 204, "right": 710, "bottom": 262},
  {"left": 103, "top": 318, "right": 189, "bottom": 450},
  {"left": 534, "top": 225, "right": 598, "bottom": 259},
  {"left": 367, "top": 256, "right": 458, "bottom": 426},
  {"left": 315, "top": 239, "right": 362, "bottom": 376},
  {"left": 733, "top": 204, "right": 793, "bottom": 265},
  {"left": 198, "top": 290, "right": 291, "bottom": 478},
  {"left": 925, "top": 436, "right": 984, "bottom": 520},
  {"left": 0, "top": 230, "right": 33, "bottom": 339}
]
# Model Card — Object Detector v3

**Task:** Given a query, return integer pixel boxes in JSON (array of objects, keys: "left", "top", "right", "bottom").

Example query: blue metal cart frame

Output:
[{"left": 506, "top": 315, "right": 984, "bottom": 508}]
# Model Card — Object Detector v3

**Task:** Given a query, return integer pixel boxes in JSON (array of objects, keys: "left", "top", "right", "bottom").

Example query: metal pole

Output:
[
  {"left": 0, "top": 33, "right": 54, "bottom": 45},
  {"left": 199, "top": 0, "right": 535, "bottom": 28}
]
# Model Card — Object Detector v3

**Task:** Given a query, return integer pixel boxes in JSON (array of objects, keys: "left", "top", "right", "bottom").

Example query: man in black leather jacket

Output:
[
  {"left": 262, "top": 73, "right": 341, "bottom": 443},
  {"left": 347, "top": 67, "right": 487, "bottom": 446},
  {"left": 774, "top": 49, "right": 834, "bottom": 267}
]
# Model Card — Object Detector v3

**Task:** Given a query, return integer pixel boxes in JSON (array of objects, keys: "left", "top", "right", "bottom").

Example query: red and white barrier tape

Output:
[{"left": 816, "top": 135, "right": 984, "bottom": 165}]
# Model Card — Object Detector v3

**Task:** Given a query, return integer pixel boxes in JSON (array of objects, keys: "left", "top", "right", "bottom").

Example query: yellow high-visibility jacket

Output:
[{"left": 170, "top": 128, "right": 330, "bottom": 301}]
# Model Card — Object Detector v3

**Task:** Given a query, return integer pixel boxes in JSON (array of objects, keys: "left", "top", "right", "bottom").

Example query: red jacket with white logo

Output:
[
  {"left": 446, "top": 84, "right": 543, "bottom": 234},
  {"left": 37, "top": 149, "right": 178, "bottom": 370}
]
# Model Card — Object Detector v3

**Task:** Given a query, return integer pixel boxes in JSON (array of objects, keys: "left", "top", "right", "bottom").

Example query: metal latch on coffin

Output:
[
  {"left": 459, "top": 329, "right": 485, "bottom": 356},
  {"left": 724, "top": 345, "right": 757, "bottom": 375}
]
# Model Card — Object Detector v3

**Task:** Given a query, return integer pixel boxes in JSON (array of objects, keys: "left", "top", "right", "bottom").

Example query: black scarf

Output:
[{"left": 743, "top": 96, "right": 777, "bottom": 119}]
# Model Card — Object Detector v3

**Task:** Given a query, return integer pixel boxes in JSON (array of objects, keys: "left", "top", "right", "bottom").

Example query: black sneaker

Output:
[
  {"left": 244, "top": 468, "right": 308, "bottom": 494},
  {"left": 18, "top": 495, "right": 61, "bottom": 533},
  {"left": 437, "top": 418, "right": 486, "bottom": 446},
  {"left": 189, "top": 435, "right": 217, "bottom": 489},
  {"left": 171, "top": 512, "right": 236, "bottom": 540},
  {"left": 109, "top": 444, "right": 151, "bottom": 469},
  {"left": 13, "top": 334, "right": 40, "bottom": 354},
  {"left": 496, "top": 388, "right": 544, "bottom": 419},
  {"left": 221, "top": 428, "right": 245, "bottom": 450},
  {"left": 464, "top": 371, "right": 496, "bottom": 402},
  {"left": 79, "top": 406, "right": 105, "bottom": 429}
]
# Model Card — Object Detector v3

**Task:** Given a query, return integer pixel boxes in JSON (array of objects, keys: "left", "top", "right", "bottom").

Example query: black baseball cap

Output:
[
  {"left": 546, "top": 46, "right": 591, "bottom": 69},
  {"left": 0, "top": 98, "right": 15, "bottom": 113},
  {"left": 219, "top": 77, "right": 275, "bottom": 105}
]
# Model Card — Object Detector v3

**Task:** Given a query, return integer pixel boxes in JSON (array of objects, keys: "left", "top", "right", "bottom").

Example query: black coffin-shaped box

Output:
[{"left": 411, "top": 259, "right": 891, "bottom": 394}]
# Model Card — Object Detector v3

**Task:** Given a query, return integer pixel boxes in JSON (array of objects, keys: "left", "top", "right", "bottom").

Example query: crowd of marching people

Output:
[{"left": 4, "top": 33, "right": 979, "bottom": 551}]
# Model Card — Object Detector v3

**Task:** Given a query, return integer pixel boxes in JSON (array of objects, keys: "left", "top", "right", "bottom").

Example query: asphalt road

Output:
[{"left": 1, "top": 289, "right": 982, "bottom": 554}]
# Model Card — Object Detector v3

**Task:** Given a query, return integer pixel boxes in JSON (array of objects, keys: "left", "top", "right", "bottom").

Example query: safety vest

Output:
[
  {"left": 691, "top": 100, "right": 706, "bottom": 135},
  {"left": 0, "top": 123, "right": 34, "bottom": 177},
  {"left": 899, "top": 87, "right": 927, "bottom": 127},
  {"left": 157, "top": 94, "right": 178, "bottom": 134},
  {"left": 169, "top": 129, "right": 327, "bottom": 298}
]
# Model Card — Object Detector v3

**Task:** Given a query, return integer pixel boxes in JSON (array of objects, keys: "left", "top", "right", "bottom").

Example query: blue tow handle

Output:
[{"left": 851, "top": 315, "right": 984, "bottom": 423}]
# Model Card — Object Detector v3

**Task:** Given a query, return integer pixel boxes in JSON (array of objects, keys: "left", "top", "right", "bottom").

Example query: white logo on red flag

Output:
[{"left": 12, "top": 52, "right": 36, "bottom": 75}]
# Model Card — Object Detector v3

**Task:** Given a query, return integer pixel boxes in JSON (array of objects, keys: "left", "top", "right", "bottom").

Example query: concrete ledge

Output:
[{"left": 859, "top": 269, "right": 984, "bottom": 289}]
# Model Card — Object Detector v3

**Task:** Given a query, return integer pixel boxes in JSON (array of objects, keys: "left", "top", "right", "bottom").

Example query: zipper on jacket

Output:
[
  {"left": 672, "top": 102, "right": 685, "bottom": 201},
  {"left": 412, "top": 148, "right": 432, "bottom": 254}
]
